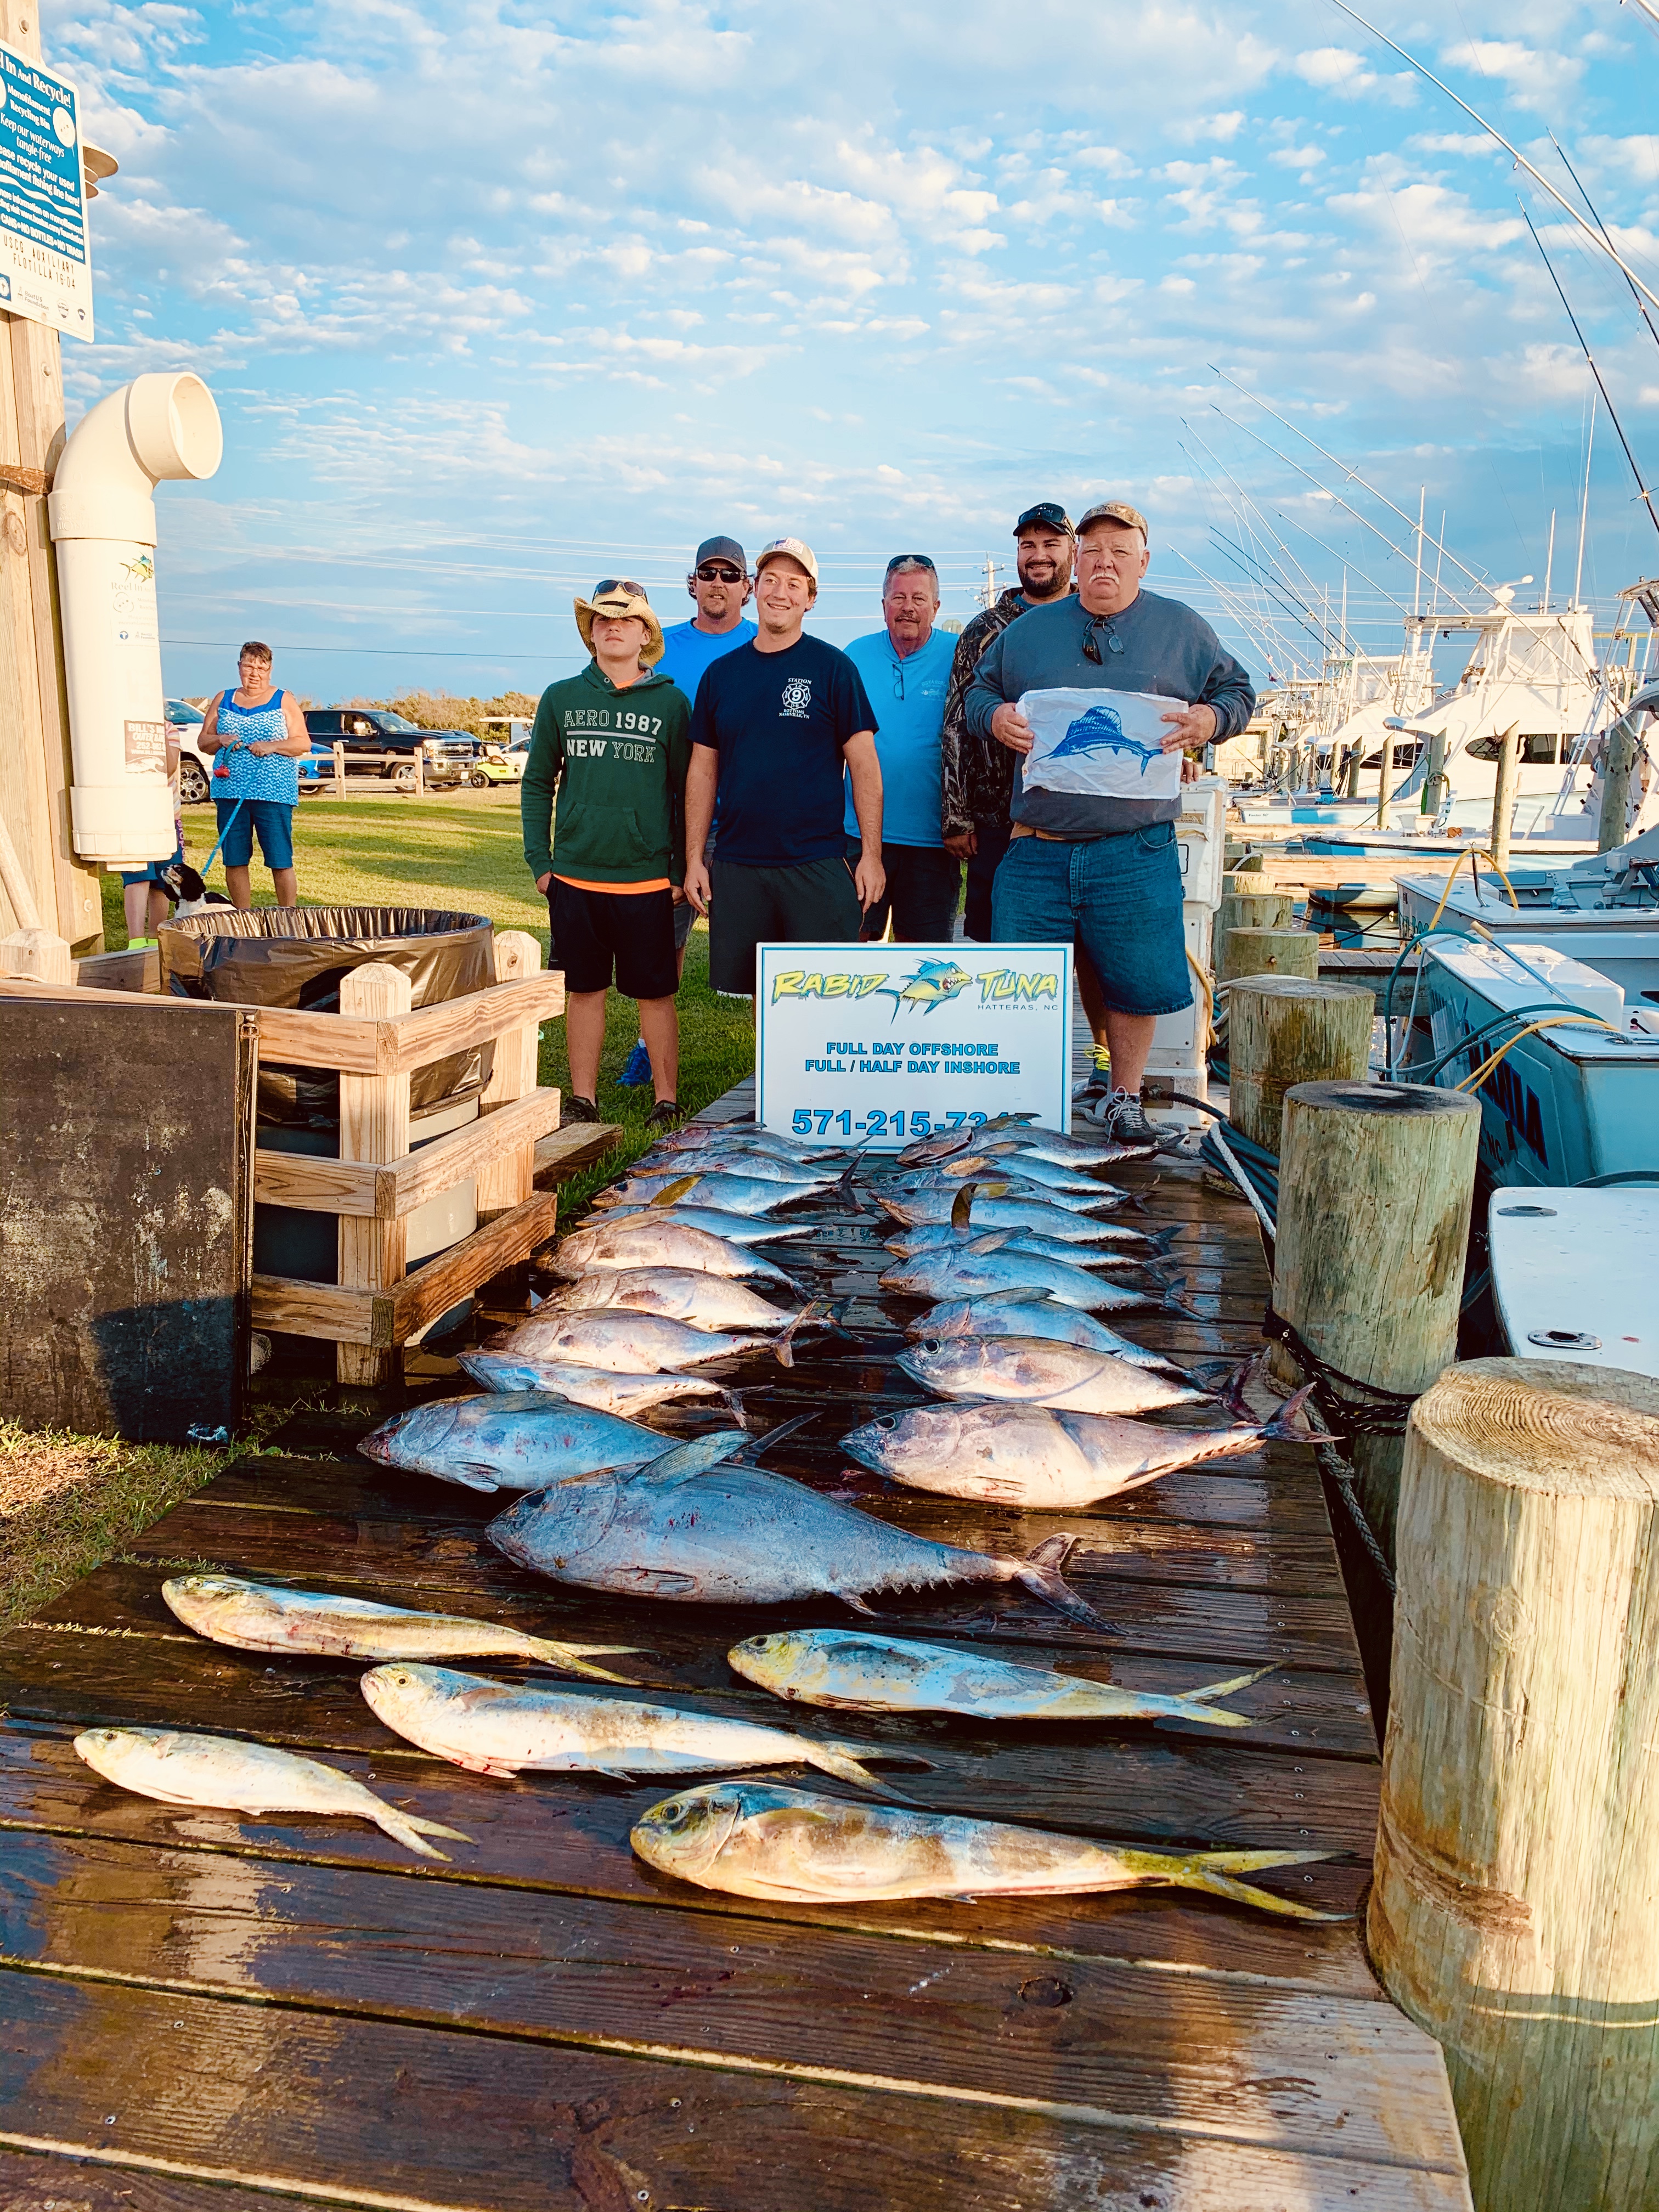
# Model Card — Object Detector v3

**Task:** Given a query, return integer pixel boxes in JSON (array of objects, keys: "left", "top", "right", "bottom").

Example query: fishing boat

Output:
[
  {"left": 1487, "top": 1187, "right": 1659, "bottom": 1379},
  {"left": 1392, "top": 936, "right": 1659, "bottom": 1188},
  {"left": 1395, "top": 823, "right": 1659, "bottom": 1000}
]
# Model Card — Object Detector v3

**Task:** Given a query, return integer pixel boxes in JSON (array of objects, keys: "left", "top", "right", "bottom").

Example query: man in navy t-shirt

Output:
[{"left": 683, "top": 536, "right": 884, "bottom": 998}]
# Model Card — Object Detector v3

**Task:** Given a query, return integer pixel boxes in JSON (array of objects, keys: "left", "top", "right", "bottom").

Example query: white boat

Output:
[
  {"left": 1395, "top": 823, "right": 1659, "bottom": 1001},
  {"left": 1488, "top": 1187, "right": 1659, "bottom": 1379},
  {"left": 1392, "top": 936, "right": 1659, "bottom": 1187}
]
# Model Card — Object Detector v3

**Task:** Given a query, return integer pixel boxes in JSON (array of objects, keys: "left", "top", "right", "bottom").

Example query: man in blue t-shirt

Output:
[
  {"left": 683, "top": 537, "right": 884, "bottom": 1000},
  {"left": 844, "top": 555, "right": 958, "bottom": 941}
]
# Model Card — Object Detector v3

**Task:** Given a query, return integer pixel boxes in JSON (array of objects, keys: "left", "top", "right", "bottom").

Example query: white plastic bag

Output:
[{"left": 1019, "top": 686, "right": 1183, "bottom": 800}]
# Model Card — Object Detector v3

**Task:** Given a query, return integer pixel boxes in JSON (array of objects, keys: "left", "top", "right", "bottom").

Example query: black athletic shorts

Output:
[
  {"left": 707, "top": 853, "right": 862, "bottom": 996},
  {"left": 849, "top": 839, "right": 962, "bottom": 942},
  {"left": 548, "top": 878, "right": 678, "bottom": 1000}
]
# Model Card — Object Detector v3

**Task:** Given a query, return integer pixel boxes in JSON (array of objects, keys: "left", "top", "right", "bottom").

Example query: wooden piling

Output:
[
  {"left": 1219, "top": 887, "right": 1294, "bottom": 940},
  {"left": 332, "top": 741, "right": 346, "bottom": 800},
  {"left": 1217, "top": 926, "right": 1318, "bottom": 987},
  {"left": 1227, "top": 978, "right": 1374, "bottom": 1154},
  {"left": 1270, "top": 1080, "right": 1479, "bottom": 1557},
  {"left": 1489, "top": 723, "right": 1520, "bottom": 870},
  {"left": 1598, "top": 714, "right": 1638, "bottom": 853},
  {"left": 1370, "top": 1356, "right": 1659, "bottom": 2212},
  {"left": 1343, "top": 742, "right": 1362, "bottom": 798}
]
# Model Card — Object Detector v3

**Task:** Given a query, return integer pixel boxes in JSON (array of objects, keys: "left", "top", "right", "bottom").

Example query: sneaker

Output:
[
  {"left": 563, "top": 1094, "right": 599, "bottom": 1124},
  {"left": 1093, "top": 1088, "right": 1164, "bottom": 1147},
  {"left": 1073, "top": 1043, "right": 1114, "bottom": 1109},
  {"left": 645, "top": 1098, "right": 683, "bottom": 1131},
  {"left": 617, "top": 1038, "right": 653, "bottom": 1087}
]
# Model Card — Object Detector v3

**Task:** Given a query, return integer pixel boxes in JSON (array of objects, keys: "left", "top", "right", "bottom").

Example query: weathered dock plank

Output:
[{"left": 0, "top": 1109, "right": 1470, "bottom": 2208}]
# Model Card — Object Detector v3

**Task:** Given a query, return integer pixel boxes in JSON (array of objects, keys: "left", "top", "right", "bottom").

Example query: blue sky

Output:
[{"left": 42, "top": 0, "right": 1659, "bottom": 702}]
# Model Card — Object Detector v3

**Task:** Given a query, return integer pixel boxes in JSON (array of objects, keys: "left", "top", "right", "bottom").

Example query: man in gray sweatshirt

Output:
[{"left": 964, "top": 500, "right": 1254, "bottom": 1145}]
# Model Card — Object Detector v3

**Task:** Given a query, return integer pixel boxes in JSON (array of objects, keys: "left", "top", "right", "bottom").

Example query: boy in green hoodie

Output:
[{"left": 521, "top": 579, "right": 692, "bottom": 1126}]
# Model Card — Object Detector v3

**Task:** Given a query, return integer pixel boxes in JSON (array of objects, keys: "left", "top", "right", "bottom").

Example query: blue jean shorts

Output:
[
  {"left": 991, "top": 820, "right": 1192, "bottom": 1017},
  {"left": 216, "top": 798, "right": 295, "bottom": 872}
]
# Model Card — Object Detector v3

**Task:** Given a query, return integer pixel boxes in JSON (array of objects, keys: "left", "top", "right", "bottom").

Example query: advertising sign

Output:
[
  {"left": 756, "top": 940, "right": 1073, "bottom": 1148},
  {"left": 0, "top": 37, "right": 92, "bottom": 341}
]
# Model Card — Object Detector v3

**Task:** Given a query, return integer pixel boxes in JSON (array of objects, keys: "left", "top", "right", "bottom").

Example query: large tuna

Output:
[
  {"left": 488, "top": 1432, "right": 1103, "bottom": 1623},
  {"left": 358, "top": 1391, "right": 679, "bottom": 1492}
]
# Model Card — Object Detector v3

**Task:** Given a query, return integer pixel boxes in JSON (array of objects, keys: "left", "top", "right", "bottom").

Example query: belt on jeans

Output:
[{"left": 1009, "top": 824, "right": 1072, "bottom": 843}]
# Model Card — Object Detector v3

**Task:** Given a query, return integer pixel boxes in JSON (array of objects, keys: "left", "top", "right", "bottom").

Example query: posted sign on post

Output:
[
  {"left": 0, "top": 38, "right": 91, "bottom": 342},
  {"left": 756, "top": 940, "right": 1073, "bottom": 1148}
]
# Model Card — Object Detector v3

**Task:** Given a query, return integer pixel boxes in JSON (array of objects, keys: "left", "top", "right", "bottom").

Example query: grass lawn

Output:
[{"left": 101, "top": 785, "right": 756, "bottom": 1215}]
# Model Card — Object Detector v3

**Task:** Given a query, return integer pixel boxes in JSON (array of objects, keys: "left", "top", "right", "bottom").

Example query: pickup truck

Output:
[{"left": 303, "top": 707, "right": 485, "bottom": 781}]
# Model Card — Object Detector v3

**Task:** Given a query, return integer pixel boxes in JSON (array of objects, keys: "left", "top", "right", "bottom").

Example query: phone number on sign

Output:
[{"left": 792, "top": 1108, "right": 994, "bottom": 1138}]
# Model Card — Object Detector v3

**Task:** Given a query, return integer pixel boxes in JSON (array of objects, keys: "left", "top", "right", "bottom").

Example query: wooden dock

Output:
[{"left": 0, "top": 1098, "right": 1471, "bottom": 2210}]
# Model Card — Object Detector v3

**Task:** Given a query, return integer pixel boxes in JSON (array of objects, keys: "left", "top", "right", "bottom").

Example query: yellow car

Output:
[{"left": 466, "top": 740, "right": 529, "bottom": 786}]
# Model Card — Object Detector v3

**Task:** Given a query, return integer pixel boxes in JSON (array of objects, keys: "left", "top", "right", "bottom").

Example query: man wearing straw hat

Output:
[{"left": 521, "top": 578, "right": 692, "bottom": 1127}]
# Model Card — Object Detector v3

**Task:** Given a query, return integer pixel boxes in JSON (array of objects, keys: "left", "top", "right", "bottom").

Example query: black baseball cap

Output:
[
  {"left": 692, "top": 535, "right": 747, "bottom": 571},
  {"left": 1014, "top": 502, "right": 1073, "bottom": 538}
]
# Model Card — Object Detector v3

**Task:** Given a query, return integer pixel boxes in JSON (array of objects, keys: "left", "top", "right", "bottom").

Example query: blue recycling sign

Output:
[{"left": 0, "top": 37, "right": 92, "bottom": 341}]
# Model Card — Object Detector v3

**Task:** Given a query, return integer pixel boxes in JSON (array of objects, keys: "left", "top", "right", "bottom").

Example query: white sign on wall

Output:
[
  {"left": 756, "top": 940, "right": 1073, "bottom": 1149},
  {"left": 0, "top": 37, "right": 92, "bottom": 342}
]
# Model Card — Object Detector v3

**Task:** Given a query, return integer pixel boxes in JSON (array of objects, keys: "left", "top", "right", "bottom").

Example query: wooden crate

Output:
[{"left": 1, "top": 927, "right": 572, "bottom": 1385}]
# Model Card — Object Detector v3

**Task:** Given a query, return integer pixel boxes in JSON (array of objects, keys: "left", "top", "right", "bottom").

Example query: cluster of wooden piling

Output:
[{"left": 1203, "top": 855, "right": 1659, "bottom": 2212}]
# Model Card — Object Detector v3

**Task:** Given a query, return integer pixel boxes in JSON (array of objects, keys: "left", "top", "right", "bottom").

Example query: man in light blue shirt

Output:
[
  {"left": 657, "top": 534, "right": 758, "bottom": 706},
  {"left": 843, "top": 555, "right": 960, "bottom": 940}
]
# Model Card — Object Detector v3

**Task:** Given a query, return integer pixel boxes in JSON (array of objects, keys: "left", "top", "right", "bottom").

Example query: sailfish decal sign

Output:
[{"left": 1020, "top": 687, "right": 1183, "bottom": 800}]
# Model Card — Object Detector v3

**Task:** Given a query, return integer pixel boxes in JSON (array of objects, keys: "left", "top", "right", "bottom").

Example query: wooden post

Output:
[
  {"left": 1369, "top": 1355, "right": 1659, "bottom": 2211},
  {"left": 0, "top": 925, "right": 71, "bottom": 983},
  {"left": 1375, "top": 729, "right": 1395, "bottom": 827},
  {"left": 1218, "top": 886, "right": 1293, "bottom": 943},
  {"left": 1598, "top": 716, "right": 1637, "bottom": 853},
  {"left": 1490, "top": 721, "right": 1520, "bottom": 870},
  {"left": 1423, "top": 731, "right": 1449, "bottom": 821},
  {"left": 337, "top": 962, "right": 411, "bottom": 1388},
  {"left": 474, "top": 929, "right": 548, "bottom": 1218},
  {"left": 1344, "top": 741, "right": 1362, "bottom": 798},
  {"left": 332, "top": 741, "right": 346, "bottom": 800},
  {"left": 1271, "top": 1080, "right": 1480, "bottom": 1558},
  {"left": 1227, "top": 978, "right": 1374, "bottom": 1154},
  {"left": 413, "top": 747, "right": 425, "bottom": 798},
  {"left": 1217, "top": 925, "right": 1319, "bottom": 987}
]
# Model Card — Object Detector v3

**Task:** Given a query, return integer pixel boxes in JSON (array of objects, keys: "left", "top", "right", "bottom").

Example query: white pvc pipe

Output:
[{"left": 48, "top": 373, "right": 223, "bottom": 863}]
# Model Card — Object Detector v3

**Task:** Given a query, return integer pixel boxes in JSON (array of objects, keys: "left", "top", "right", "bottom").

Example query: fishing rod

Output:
[
  {"left": 1517, "top": 199, "right": 1659, "bottom": 542},
  {"left": 1327, "top": 0, "right": 1659, "bottom": 320},
  {"left": 1550, "top": 134, "right": 1659, "bottom": 365},
  {"left": 1178, "top": 432, "right": 1315, "bottom": 666},
  {"left": 1207, "top": 528, "right": 1347, "bottom": 656},
  {"left": 1166, "top": 545, "right": 1308, "bottom": 671},
  {"left": 1182, "top": 419, "right": 1381, "bottom": 633},
  {"left": 1211, "top": 370, "right": 1489, "bottom": 610},
  {"left": 1212, "top": 404, "right": 1484, "bottom": 618}
]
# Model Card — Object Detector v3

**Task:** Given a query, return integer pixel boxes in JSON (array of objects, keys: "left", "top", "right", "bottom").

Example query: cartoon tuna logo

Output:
[
  {"left": 872, "top": 958, "right": 973, "bottom": 1025},
  {"left": 1049, "top": 702, "right": 1162, "bottom": 776}
]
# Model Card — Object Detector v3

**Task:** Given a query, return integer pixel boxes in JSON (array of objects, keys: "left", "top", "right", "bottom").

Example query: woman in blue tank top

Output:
[{"left": 200, "top": 641, "right": 311, "bottom": 908}]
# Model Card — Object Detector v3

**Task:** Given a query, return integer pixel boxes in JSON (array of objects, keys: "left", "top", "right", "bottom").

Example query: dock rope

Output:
[{"left": 1423, "top": 844, "right": 1520, "bottom": 929}]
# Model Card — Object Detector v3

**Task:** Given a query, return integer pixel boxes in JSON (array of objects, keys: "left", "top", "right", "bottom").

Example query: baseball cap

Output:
[
  {"left": 1013, "top": 501, "right": 1074, "bottom": 538},
  {"left": 1077, "top": 500, "right": 1149, "bottom": 542},
  {"left": 754, "top": 536, "right": 819, "bottom": 586},
  {"left": 692, "top": 535, "right": 747, "bottom": 572}
]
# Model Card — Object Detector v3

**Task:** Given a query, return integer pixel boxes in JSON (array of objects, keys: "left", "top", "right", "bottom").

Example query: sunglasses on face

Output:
[
  {"left": 1081, "top": 618, "right": 1126, "bottom": 664},
  {"left": 592, "top": 578, "right": 646, "bottom": 600},
  {"left": 695, "top": 563, "right": 746, "bottom": 583}
]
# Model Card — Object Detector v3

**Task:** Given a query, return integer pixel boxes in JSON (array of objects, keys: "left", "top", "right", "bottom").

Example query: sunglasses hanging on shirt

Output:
[{"left": 1081, "top": 616, "right": 1126, "bottom": 664}]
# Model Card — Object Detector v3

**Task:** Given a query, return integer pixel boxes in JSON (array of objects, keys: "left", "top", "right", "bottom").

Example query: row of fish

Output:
[
  {"left": 69, "top": 1117, "right": 1336, "bottom": 1926},
  {"left": 72, "top": 1575, "right": 1339, "bottom": 1915}
]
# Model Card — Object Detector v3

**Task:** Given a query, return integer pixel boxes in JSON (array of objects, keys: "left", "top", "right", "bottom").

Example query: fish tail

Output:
[
  {"left": 373, "top": 1804, "right": 471, "bottom": 1859},
  {"left": 526, "top": 1639, "right": 642, "bottom": 1684},
  {"left": 1161, "top": 1289, "right": 1204, "bottom": 1321},
  {"left": 802, "top": 1742, "right": 893, "bottom": 1790},
  {"left": 1186, "top": 1663, "right": 1277, "bottom": 1703},
  {"left": 1175, "top": 1849, "right": 1349, "bottom": 1921},
  {"left": 1147, "top": 1224, "right": 1184, "bottom": 1254},
  {"left": 1263, "top": 1384, "right": 1317, "bottom": 1441},
  {"left": 1011, "top": 1535, "right": 1114, "bottom": 1629}
]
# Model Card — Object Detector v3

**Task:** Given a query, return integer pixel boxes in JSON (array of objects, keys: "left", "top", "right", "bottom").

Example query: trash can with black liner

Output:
[{"left": 160, "top": 907, "right": 497, "bottom": 1319}]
